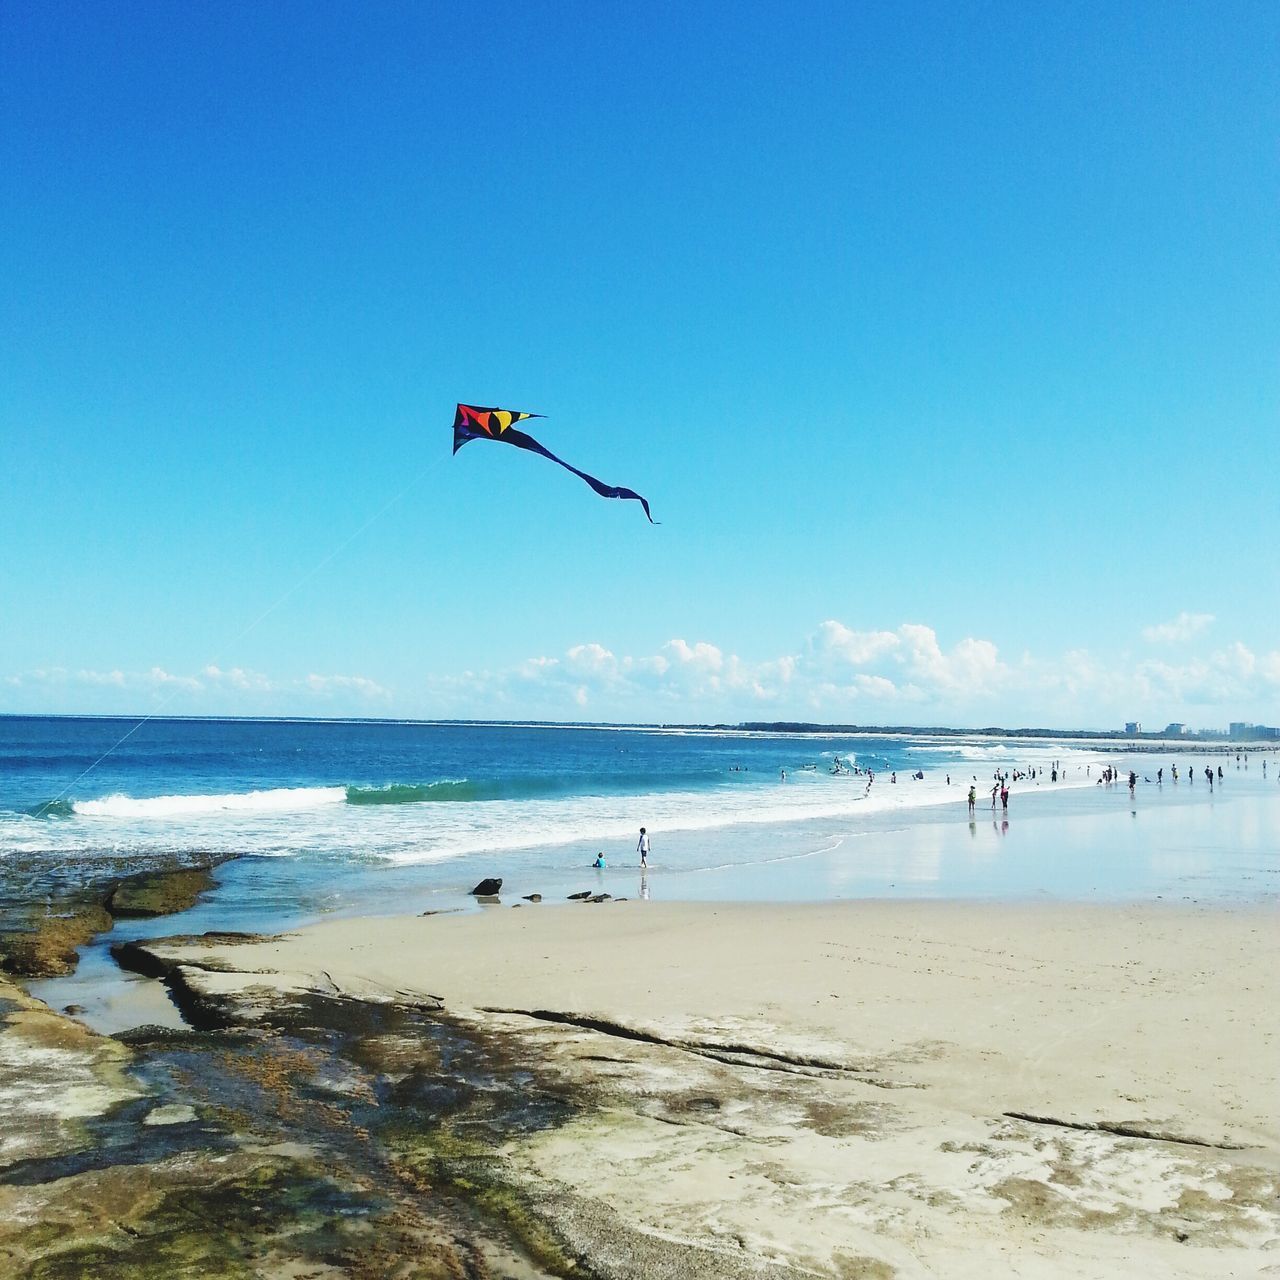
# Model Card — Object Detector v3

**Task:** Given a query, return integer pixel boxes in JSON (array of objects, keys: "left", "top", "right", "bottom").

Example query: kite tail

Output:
[{"left": 498, "top": 427, "right": 657, "bottom": 524}]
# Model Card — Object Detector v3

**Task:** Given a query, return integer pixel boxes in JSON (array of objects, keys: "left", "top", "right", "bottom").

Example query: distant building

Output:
[
  {"left": 1124, "top": 722, "right": 1142, "bottom": 735},
  {"left": 1230, "top": 722, "right": 1280, "bottom": 741},
  {"left": 1164, "top": 722, "right": 1189, "bottom": 736}
]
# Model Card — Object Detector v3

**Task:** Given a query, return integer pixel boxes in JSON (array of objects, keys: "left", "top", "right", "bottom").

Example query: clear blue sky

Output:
[{"left": 3, "top": 2, "right": 1277, "bottom": 728}]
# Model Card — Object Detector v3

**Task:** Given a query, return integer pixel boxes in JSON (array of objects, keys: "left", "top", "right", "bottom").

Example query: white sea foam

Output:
[{"left": 72, "top": 786, "right": 347, "bottom": 819}]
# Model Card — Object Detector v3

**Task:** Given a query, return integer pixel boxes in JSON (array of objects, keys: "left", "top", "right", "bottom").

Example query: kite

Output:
[{"left": 452, "top": 404, "right": 655, "bottom": 523}]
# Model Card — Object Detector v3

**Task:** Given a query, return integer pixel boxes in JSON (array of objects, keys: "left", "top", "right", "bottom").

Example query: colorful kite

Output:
[{"left": 452, "top": 404, "right": 655, "bottom": 523}]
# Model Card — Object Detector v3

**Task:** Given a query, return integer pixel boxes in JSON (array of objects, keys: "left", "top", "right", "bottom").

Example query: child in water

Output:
[{"left": 593, "top": 852, "right": 606, "bottom": 869}]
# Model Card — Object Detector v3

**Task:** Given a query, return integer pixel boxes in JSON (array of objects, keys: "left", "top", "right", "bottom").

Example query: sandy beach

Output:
[{"left": 133, "top": 897, "right": 1279, "bottom": 1278}]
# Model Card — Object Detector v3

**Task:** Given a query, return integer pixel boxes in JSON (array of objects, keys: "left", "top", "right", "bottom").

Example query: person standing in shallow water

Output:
[
  {"left": 967, "top": 785, "right": 977, "bottom": 816},
  {"left": 1000, "top": 783, "right": 1009, "bottom": 814},
  {"left": 637, "top": 827, "right": 650, "bottom": 869}
]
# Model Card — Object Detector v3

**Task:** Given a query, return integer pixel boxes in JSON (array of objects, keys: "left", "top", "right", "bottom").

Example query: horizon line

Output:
[{"left": 0, "top": 711, "right": 1272, "bottom": 742}]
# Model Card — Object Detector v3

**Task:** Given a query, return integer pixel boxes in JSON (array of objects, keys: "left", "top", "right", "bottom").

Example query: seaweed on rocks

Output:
[
  {"left": 2, "top": 969, "right": 589, "bottom": 1279},
  {"left": 0, "top": 901, "right": 113, "bottom": 978},
  {"left": 0, "top": 852, "right": 241, "bottom": 979},
  {"left": 106, "top": 866, "right": 221, "bottom": 918}
]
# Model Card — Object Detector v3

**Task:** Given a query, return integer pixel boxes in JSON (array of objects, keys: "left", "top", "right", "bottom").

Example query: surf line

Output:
[{"left": 32, "top": 452, "right": 448, "bottom": 818}]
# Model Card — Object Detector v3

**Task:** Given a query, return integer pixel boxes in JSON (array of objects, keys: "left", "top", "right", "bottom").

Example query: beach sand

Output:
[{"left": 148, "top": 897, "right": 1279, "bottom": 1278}]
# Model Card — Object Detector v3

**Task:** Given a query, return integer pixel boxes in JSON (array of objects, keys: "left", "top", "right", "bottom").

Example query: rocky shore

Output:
[
  {"left": 0, "top": 851, "right": 236, "bottom": 979},
  {"left": 0, "top": 856, "right": 584, "bottom": 1277},
  {"left": 0, "top": 965, "right": 574, "bottom": 1277}
]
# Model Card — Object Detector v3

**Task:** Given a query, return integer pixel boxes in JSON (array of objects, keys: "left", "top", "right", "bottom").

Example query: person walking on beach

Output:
[
  {"left": 637, "top": 827, "right": 650, "bottom": 869},
  {"left": 967, "top": 785, "right": 976, "bottom": 816},
  {"left": 1000, "top": 783, "right": 1009, "bottom": 814},
  {"left": 990, "top": 783, "right": 999, "bottom": 810}
]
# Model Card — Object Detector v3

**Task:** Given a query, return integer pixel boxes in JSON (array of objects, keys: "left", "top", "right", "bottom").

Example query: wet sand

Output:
[{"left": 153, "top": 896, "right": 1279, "bottom": 1278}]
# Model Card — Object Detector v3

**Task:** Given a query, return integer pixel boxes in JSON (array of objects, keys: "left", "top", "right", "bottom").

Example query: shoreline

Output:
[{"left": 27, "top": 774, "right": 1280, "bottom": 1031}]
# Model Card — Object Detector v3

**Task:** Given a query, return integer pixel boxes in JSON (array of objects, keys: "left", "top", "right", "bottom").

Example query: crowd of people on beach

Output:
[
  {"left": 780, "top": 749, "right": 1277, "bottom": 830},
  {"left": 964, "top": 750, "right": 1278, "bottom": 817},
  {"left": 595, "top": 751, "right": 1277, "bottom": 883}
]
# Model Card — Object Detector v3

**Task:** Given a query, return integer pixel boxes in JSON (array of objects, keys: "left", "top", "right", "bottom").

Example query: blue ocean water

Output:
[
  {"left": 0, "top": 715, "right": 1032, "bottom": 861},
  {"left": 5, "top": 714, "right": 917, "bottom": 818},
  {"left": 3, "top": 716, "right": 1278, "bottom": 930}
]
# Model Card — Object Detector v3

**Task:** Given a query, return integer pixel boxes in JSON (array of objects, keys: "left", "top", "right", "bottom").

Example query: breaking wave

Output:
[
  {"left": 71, "top": 787, "right": 347, "bottom": 819},
  {"left": 343, "top": 772, "right": 724, "bottom": 805},
  {"left": 25, "top": 799, "right": 75, "bottom": 818},
  {"left": 31, "top": 772, "right": 733, "bottom": 821},
  {"left": 347, "top": 778, "right": 567, "bottom": 805}
]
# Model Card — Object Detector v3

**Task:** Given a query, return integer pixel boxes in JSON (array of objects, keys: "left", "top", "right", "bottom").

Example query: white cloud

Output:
[
  {"left": 204, "top": 664, "right": 273, "bottom": 691},
  {"left": 852, "top": 674, "right": 899, "bottom": 700},
  {"left": 416, "top": 620, "right": 1280, "bottom": 729},
  {"left": 77, "top": 668, "right": 126, "bottom": 687},
  {"left": 147, "top": 666, "right": 202, "bottom": 691},
  {"left": 1213, "top": 642, "right": 1255, "bottom": 679},
  {"left": 420, "top": 622, "right": 1011, "bottom": 721},
  {"left": 0, "top": 663, "right": 391, "bottom": 713},
  {"left": 305, "top": 673, "right": 390, "bottom": 699},
  {"left": 804, "top": 622, "right": 1006, "bottom": 699},
  {"left": 565, "top": 643, "right": 617, "bottom": 677},
  {"left": 1142, "top": 612, "right": 1215, "bottom": 644},
  {"left": 5, "top": 621, "right": 1277, "bottom": 728},
  {"left": 517, "top": 656, "right": 559, "bottom": 679},
  {"left": 663, "top": 639, "right": 724, "bottom": 673},
  {"left": 811, "top": 621, "right": 898, "bottom": 666}
]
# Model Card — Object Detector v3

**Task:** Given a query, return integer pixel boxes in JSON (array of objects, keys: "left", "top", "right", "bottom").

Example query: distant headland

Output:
[{"left": 728, "top": 721, "right": 1279, "bottom": 743}]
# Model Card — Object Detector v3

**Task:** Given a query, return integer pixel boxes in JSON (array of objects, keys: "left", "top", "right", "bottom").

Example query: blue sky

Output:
[{"left": 2, "top": 2, "right": 1277, "bottom": 729}]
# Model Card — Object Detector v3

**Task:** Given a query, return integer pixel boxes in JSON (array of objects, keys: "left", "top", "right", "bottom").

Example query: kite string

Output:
[{"left": 33, "top": 453, "right": 447, "bottom": 818}]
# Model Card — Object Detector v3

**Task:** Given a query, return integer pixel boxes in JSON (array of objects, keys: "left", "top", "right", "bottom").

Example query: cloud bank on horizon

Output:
[{"left": 4, "top": 613, "right": 1276, "bottom": 730}]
